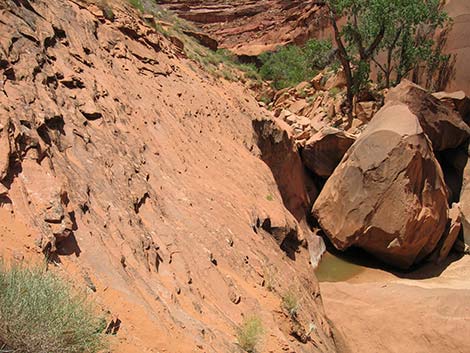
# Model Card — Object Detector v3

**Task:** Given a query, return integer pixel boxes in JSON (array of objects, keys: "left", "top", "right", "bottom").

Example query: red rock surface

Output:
[
  {"left": 321, "top": 255, "right": 470, "bottom": 353},
  {"left": 385, "top": 80, "right": 470, "bottom": 151},
  {"left": 0, "top": 0, "right": 335, "bottom": 352},
  {"left": 159, "top": 0, "right": 329, "bottom": 56}
]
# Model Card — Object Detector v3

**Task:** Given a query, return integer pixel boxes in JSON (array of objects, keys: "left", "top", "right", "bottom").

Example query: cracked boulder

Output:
[
  {"left": 301, "top": 127, "right": 355, "bottom": 178},
  {"left": 312, "top": 102, "right": 449, "bottom": 268},
  {"left": 386, "top": 80, "right": 470, "bottom": 151}
]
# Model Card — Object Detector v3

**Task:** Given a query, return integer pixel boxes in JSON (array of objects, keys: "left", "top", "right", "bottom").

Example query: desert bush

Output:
[
  {"left": 259, "top": 39, "right": 333, "bottom": 89},
  {"left": 281, "top": 289, "right": 300, "bottom": 318},
  {"left": 236, "top": 315, "right": 264, "bottom": 353},
  {"left": 0, "top": 263, "right": 106, "bottom": 353}
]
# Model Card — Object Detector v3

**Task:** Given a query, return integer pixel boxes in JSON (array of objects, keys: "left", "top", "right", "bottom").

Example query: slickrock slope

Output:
[
  {"left": 159, "top": 0, "right": 329, "bottom": 56},
  {"left": 0, "top": 0, "right": 336, "bottom": 352},
  {"left": 320, "top": 255, "right": 470, "bottom": 353}
]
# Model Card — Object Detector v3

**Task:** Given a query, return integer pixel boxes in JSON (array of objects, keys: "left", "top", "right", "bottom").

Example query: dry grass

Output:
[
  {"left": 0, "top": 262, "right": 106, "bottom": 353},
  {"left": 236, "top": 315, "right": 264, "bottom": 353}
]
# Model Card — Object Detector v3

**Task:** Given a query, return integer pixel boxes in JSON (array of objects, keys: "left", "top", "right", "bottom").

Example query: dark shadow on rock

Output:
[
  {"left": 69, "top": 210, "right": 78, "bottom": 231},
  {"left": 391, "top": 252, "right": 464, "bottom": 280},
  {"left": 3, "top": 159, "right": 22, "bottom": 189},
  {"left": 436, "top": 143, "right": 468, "bottom": 204},
  {"left": 318, "top": 230, "right": 464, "bottom": 280},
  {"left": 252, "top": 118, "right": 315, "bottom": 222},
  {"left": 56, "top": 232, "right": 81, "bottom": 257},
  {"left": 0, "top": 194, "right": 12, "bottom": 206},
  {"left": 280, "top": 230, "right": 302, "bottom": 261}
]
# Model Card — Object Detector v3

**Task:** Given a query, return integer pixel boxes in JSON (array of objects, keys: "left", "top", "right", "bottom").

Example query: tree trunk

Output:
[{"left": 329, "top": 8, "right": 354, "bottom": 126}]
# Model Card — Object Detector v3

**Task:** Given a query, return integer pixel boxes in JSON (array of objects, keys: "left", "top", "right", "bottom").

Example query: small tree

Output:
[{"left": 326, "top": 0, "right": 450, "bottom": 124}]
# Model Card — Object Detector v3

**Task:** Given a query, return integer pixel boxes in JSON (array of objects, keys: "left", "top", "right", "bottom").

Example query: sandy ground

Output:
[{"left": 320, "top": 253, "right": 470, "bottom": 353}]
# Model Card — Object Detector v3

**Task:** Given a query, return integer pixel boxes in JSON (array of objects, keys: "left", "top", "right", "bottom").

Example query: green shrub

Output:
[
  {"left": 0, "top": 263, "right": 106, "bottom": 353},
  {"left": 236, "top": 315, "right": 264, "bottom": 353},
  {"left": 281, "top": 289, "right": 300, "bottom": 318},
  {"left": 128, "top": 0, "right": 144, "bottom": 12},
  {"left": 329, "top": 87, "right": 340, "bottom": 97},
  {"left": 259, "top": 39, "right": 333, "bottom": 89},
  {"left": 96, "top": 0, "right": 114, "bottom": 21}
]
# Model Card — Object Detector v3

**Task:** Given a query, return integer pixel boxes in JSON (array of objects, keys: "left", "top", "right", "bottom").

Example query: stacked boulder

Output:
[{"left": 311, "top": 80, "right": 470, "bottom": 268}]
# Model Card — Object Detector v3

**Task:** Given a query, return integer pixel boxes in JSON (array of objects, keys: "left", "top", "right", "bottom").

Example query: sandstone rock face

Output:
[
  {"left": 313, "top": 103, "right": 449, "bottom": 268},
  {"left": 182, "top": 30, "right": 218, "bottom": 50},
  {"left": 301, "top": 127, "right": 355, "bottom": 178},
  {"left": 159, "top": 0, "right": 329, "bottom": 56},
  {"left": 0, "top": 1, "right": 336, "bottom": 352},
  {"left": 386, "top": 80, "right": 470, "bottom": 151},
  {"left": 0, "top": 118, "right": 11, "bottom": 181},
  {"left": 433, "top": 90, "right": 470, "bottom": 125},
  {"left": 443, "top": 0, "right": 470, "bottom": 96},
  {"left": 253, "top": 117, "right": 316, "bottom": 222}
]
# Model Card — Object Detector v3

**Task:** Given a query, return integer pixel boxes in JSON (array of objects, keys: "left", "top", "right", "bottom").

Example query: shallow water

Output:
[{"left": 315, "top": 252, "right": 365, "bottom": 282}]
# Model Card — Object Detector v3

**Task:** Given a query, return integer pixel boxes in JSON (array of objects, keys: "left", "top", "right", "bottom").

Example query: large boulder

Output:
[
  {"left": 312, "top": 102, "right": 449, "bottom": 268},
  {"left": 386, "top": 80, "right": 470, "bottom": 151},
  {"left": 433, "top": 90, "right": 470, "bottom": 125},
  {"left": 301, "top": 127, "right": 355, "bottom": 178}
]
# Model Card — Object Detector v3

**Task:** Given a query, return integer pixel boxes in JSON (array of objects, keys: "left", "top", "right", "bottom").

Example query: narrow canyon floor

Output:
[{"left": 318, "top": 250, "right": 470, "bottom": 353}]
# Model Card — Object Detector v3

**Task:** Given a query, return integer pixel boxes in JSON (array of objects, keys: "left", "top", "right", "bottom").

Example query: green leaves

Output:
[
  {"left": 259, "top": 39, "right": 333, "bottom": 89},
  {"left": 327, "top": 0, "right": 450, "bottom": 91}
]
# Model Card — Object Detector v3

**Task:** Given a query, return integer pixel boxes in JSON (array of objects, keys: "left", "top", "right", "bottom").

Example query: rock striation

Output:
[
  {"left": 159, "top": 0, "right": 329, "bottom": 56},
  {"left": 0, "top": 0, "right": 336, "bottom": 352}
]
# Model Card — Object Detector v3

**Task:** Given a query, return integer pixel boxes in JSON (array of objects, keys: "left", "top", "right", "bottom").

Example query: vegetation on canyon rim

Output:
[
  {"left": 0, "top": 263, "right": 106, "bottom": 353},
  {"left": 259, "top": 1, "right": 451, "bottom": 94},
  {"left": 122, "top": 0, "right": 452, "bottom": 104}
]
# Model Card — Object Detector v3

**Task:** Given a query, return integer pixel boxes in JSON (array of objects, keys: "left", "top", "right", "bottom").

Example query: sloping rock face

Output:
[
  {"left": 159, "top": 0, "right": 329, "bottom": 56},
  {"left": 313, "top": 103, "right": 449, "bottom": 269},
  {"left": 386, "top": 80, "right": 470, "bottom": 151},
  {"left": 0, "top": 1, "right": 336, "bottom": 352},
  {"left": 252, "top": 117, "right": 315, "bottom": 222},
  {"left": 434, "top": 203, "right": 462, "bottom": 263}
]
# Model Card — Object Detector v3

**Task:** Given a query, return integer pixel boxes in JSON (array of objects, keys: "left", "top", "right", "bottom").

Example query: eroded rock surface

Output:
[
  {"left": 0, "top": 1, "right": 335, "bottom": 352},
  {"left": 159, "top": 0, "right": 329, "bottom": 56}
]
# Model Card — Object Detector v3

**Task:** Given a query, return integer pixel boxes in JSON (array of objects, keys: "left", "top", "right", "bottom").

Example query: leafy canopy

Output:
[
  {"left": 259, "top": 39, "right": 333, "bottom": 89},
  {"left": 328, "top": 0, "right": 449, "bottom": 93}
]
